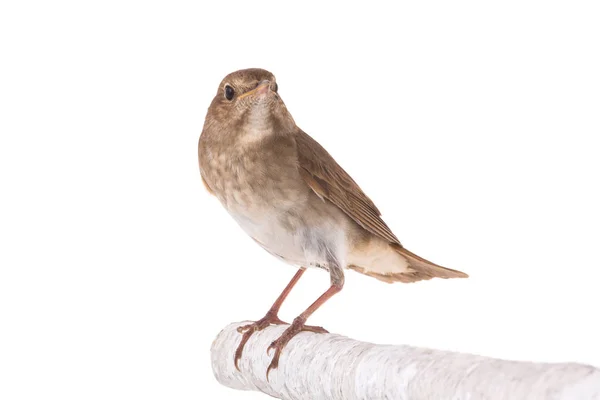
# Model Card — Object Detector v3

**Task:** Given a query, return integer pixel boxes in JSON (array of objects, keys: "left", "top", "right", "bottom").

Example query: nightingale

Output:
[{"left": 198, "top": 68, "right": 468, "bottom": 377}]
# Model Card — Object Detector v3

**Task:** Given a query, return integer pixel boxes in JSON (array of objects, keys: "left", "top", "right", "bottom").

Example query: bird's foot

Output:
[
  {"left": 234, "top": 312, "right": 286, "bottom": 370},
  {"left": 266, "top": 317, "right": 328, "bottom": 379}
]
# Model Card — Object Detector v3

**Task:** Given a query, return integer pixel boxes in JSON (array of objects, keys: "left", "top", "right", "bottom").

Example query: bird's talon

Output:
[
  {"left": 234, "top": 314, "right": 289, "bottom": 368},
  {"left": 266, "top": 349, "right": 281, "bottom": 380},
  {"left": 266, "top": 364, "right": 274, "bottom": 381}
]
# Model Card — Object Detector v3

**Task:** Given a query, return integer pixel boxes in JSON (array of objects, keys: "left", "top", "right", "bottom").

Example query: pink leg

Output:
[{"left": 234, "top": 268, "right": 307, "bottom": 370}]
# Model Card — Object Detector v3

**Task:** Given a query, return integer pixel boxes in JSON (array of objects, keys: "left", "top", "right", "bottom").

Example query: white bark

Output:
[{"left": 211, "top": 322, "right": 600, "bottom": 400}]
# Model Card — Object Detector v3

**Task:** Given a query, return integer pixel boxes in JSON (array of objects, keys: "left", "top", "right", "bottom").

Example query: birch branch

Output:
[{"left": 211, "top": 322, "right": 600, "bottom": 400}]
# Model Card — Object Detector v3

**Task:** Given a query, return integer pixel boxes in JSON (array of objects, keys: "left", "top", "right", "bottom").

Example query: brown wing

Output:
[{"left": 295, "top": 129, "right": 401, "bottom": 245}]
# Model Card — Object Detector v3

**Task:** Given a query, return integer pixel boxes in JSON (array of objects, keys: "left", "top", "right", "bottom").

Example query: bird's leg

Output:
[
  {"left": 266, "top": 266, "right": 344, "bottom": 378},
  {"left": 234, "top": 268, "right": 306, "bottom": 370}
]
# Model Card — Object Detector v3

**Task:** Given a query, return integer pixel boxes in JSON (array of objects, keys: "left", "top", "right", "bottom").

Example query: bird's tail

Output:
[
  {"left": 348, "top": 243, "right": 468, "bottom": 284},
  {"left": 391, "top": 243, "right": 468, "bottom": 280}
]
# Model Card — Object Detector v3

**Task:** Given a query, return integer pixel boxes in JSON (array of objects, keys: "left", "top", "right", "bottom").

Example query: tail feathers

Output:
[
  {"left": 392, "top": 244, "right": 469, "bottom": 280},
  {"left": 348, "top": 244, "right": 468, "bottom": 284}
]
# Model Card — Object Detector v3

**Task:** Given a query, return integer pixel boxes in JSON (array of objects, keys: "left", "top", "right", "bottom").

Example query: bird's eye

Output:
[
  {"left": 224, "top": 85, "right": 234, "bottom": 100},
  {"left": 272, "top": 82, "right": 278, "bottom": 93}
]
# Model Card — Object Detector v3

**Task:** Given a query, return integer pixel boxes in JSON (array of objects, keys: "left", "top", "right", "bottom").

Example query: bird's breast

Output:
[
  {"left": 199, "top": 132, "right": 346, "bottom": 266},
  {"left": 201, "top": 138, "right": 308, "bottom": 218}
]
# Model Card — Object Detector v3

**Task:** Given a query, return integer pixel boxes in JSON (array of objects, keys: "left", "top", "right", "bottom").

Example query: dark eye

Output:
[
  {"left": 224, "top": 85, "right": 234, "bottom": 100},
  {"left": 272, "top": 82, "right": 278, "bottom": 93}
]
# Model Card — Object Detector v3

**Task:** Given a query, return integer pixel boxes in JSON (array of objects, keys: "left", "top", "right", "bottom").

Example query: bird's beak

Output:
[{"left": 237, "top": 80, "right": 271, "bottom": 100}]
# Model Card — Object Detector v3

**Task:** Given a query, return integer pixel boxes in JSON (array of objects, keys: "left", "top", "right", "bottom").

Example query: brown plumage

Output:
[
  {"left": 198, "top": 68, "right": 468, "bottom": 377},
  {"left": 295, "top": 128, "right": 466, "bottom": 283},
  {"left": 295, "top": 130, "right": 400, "bottom": 244}
]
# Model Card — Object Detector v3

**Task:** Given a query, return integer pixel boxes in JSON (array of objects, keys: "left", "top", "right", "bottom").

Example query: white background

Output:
[{"left": 1, "top": 1, "right": 599, "bottom": 399}]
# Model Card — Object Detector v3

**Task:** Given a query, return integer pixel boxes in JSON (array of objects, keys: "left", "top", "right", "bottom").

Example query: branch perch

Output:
[{"left": 211, "top": 322, "right": 600, "bottom": 400}]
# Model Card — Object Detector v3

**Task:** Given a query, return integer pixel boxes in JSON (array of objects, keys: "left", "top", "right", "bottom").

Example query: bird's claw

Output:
[
  {"left": 236, "top": 323, "right": 256, "bottom": 334},
  {"left": 265, "top": 320, "right": 328, "bottom": 379},
  {"left": 234, "top": 313, "right": 286, "bottom": 371},
  {"left": 266, "top": 338, "right": 280, "bottom": 356},
  {"left": 236, "top": 314, "right": 329, "bottom": 377},
  {"left": 300, "top": 325, "right": 328, "bottom": 334}
]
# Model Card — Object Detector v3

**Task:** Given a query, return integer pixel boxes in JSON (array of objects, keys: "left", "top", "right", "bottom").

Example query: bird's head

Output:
[{"left": 203, "top": 68, "right": 296, "bottom": 143}]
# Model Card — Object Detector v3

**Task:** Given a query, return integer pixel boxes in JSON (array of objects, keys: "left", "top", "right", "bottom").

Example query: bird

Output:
[{"left": 198, "top": 68, "right": 468, "bottom": 377}]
